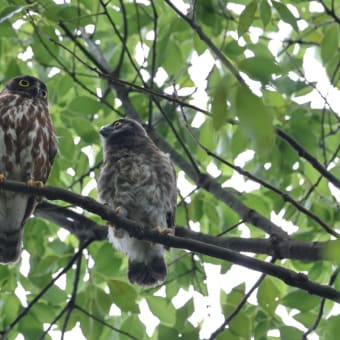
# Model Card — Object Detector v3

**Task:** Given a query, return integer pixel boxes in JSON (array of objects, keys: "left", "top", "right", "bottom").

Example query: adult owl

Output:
[
  {"left": 0, "top": 75, "right": 57, "bottom": 263},
  {"left": 98, "top": 118, "right": 177, "bottom": 286}
]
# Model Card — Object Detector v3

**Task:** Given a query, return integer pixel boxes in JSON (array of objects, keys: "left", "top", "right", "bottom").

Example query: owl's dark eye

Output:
[{"left": 18, "top": 79, "right": 30, "bottom": 88}]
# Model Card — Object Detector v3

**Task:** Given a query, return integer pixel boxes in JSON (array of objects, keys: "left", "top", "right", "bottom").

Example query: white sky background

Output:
[{"left": 13, "top": 0, "right": 340, "bottom": 339}]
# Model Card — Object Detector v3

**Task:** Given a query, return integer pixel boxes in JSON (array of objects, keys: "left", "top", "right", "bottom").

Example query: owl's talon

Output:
[
  {"left": 0, "top": 174, "right": 6, "bottom": 182},
  {"left": 26, "top": 179, "right": 44, "bottom": 188},
  {"left": 153, "top": 226, "right": 174, "bottom": 235}
]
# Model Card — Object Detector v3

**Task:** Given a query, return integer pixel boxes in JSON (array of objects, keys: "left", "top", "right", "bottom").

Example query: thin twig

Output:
[
  {"left": 0, "top": 241, "right": 91, "bottom": 337},
  {"left": 276, "top": 128, "right": 340, "bottom": 189},
  {"left": 302, "top": 268, "right": 340, "bottom": 339},
  {"left": 209, "top": 258, "right": 276, "bottom": 339},
  {"left": 164, "top": 0, "right": 246, "bottom": 85},
  {"left": 74, "top": 304, "right": 139, "bottom": 340}
]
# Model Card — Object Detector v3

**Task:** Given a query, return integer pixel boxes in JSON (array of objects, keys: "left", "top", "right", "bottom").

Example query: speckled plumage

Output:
[
  {"left": 0, "top": 75, "right": 57, "bottom": 263},
  {"left": 98, "top": 118, "right": 177, "bottom": 286}
]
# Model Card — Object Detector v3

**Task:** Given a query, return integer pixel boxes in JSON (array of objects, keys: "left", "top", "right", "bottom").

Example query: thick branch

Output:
[
  {"left": 149, "top": 129, "right": 290, "bottom": 240},
  {"left": 36, "top": 202, "right": 330, "bottom": 261},
  {"left": 1, "top": 180, "right": 339, "bottom": 302},
  {"left": 35, "top": 201, "right": 107, "bottom": 241}
]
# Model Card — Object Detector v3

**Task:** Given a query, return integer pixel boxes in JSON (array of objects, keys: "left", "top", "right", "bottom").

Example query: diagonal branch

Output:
[
  {"left": 0, "top": 241, "right": 91, "bottom": 337},
  {"left": 36, "top": 201, "right": 333, "bottom": 262},
  {"left": 208, "top": 258, "right": 276, "bottom": 339},
  {"left": 149, "top": 129, "right": 290, "bottom": 239},
  {"left": 1, "top": 180, "right": 340, "bottom": 302},
  {"left": 277, "top": 128, "right": 340, "bottom": 189},
  {"left": 164, "top": 0, "right": 245, "bottom": 86}
]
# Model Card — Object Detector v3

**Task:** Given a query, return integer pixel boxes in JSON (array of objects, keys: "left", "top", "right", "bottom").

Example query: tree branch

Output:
[
  {"left": 277, "top": 128, "right": 340, "bottom": 189},
  {"left": 0, "top": 241, "right": 91, "bottom": 337},
  {"left": 164, "top": 0, "right": 246, "bottom": 86},
  {"left": 149, "top": 129, "right": 290, "bottom": 240},
  {"left": 1, "top": 180, "right": 339, "bottom": 302},
  {"left": 36, "top": 201, "right": 334, "bottom": 262}
]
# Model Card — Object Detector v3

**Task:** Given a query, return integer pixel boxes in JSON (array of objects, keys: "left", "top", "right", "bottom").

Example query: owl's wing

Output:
[
  {"left": 167, "top": 161, "right": 177, "bottom": 229},
  {"left": 48, "top": 126, "right": 58, "bottom": 165}
]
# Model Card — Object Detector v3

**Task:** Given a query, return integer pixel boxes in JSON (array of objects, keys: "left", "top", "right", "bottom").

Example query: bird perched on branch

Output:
[
  {"left": 98, "top": 118, "right": 177, "bottom": 286},
  {"left": 0, "top": 75, "right": 57, "bottom": 263}
]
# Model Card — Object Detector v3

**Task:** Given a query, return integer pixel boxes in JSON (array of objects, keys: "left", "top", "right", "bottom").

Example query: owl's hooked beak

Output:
[
  {"left": 99, "top": 125, "right": 113, "bottom": 138},
  {"left": 32, "top": 85, "right": 47, "bottom": 100}
]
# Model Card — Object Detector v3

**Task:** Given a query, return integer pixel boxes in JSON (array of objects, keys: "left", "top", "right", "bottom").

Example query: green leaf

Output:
[
  {"left": 44, "top": 4, "right": 93, "bottom": 27},
  {"left": 3, "top": 294, "right": 21, "bottom": 324},
  {"left": 282, "top": 290, "right": 320, "bottom": 311},
  {"left": 272, "top": 1, "right": 298, "bottom": 32},
  {"left": 72, "top": 117, "right": 99, "bottom": 144},
  {"left": 55, "top": 127, "right": 76, "bottom": 161},
  {"left": 235, "top": 86, "right": 275, "bottom": 156},
  {"left": 158, "top": 324, "right": 179, "bottom": 338},
  {"left": 321, "top": 24, "right": 338, "bottom": 63},
  {"left": 224, "top": 283, "right": 245, "bottom": 307},
  {"left": 319, "top": 316, "right": 340, "bottom": 340},
  {"left": 322, "top": 239, "right": 340, "bottom": 263},
  {"left": 0, "top": 20, "right": 15, "bottom": 37},
  {"left": 162, "top": 40, "right": 184, "bottom": 75},
  {"left": 121, "top": 315, "right": 146, "bottom": 340},
  {"left": 273, "top": 76, "right": 310, "bottom": 96},
  {"left": 257, "top": 277, "right": 280, "bottom": 313},
  {"left": 211, "top": 77, "right": 228, "bottom": 131},
  {"left": 280, "top": 325, "right": 303, "bottom": 340},
  {"left": 175, "top": 299, "right": 194, "bottom": 330},
  {"left": 43, "top": 285, "right": 68, "bottom": 306},
  {"left": 230, "top": 126, "right": 248, "bottom": 157},
  {"left": 109, "top": 280, "right": 139, "bottom": 313},
  {"left": 239, "top": 56, "right": 280, "bottom": 83},
  {"left": 238, "top": 1, "right": 257, "bottom": 36},
  {"left": 68, "top": 96, "right": 102, "bottom": 116},
  {"left": 18, "top": 314, "right": 43, "bottom": 339},
  {"left": 229, "top": 311, "right": 252, "bottom": 339},
  {"left": 92, "top": 243, "right": 122, "bottom": 279},
  {"left": 259, "top": 0, "right": 271, "bottom": 28},
  {"left": 147, "top": 296, "right": 176, "bottom": 326},
  {"left": 32, "top": 27, "right": 59, "bottom": 65},
  {"left": 4, "top": 59, "right": 21, "bottom": 79}
]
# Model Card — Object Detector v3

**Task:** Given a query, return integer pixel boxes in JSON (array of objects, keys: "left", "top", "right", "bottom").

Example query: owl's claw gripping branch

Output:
[
  {"left": 0, "top": 174, "right": 6, "bottom": 182},
  {"left": 154, "top": 226, "right": 174, "bottom": 235},
  {"left": 26, "top": 179, "right": 44, "bottom": 188}
]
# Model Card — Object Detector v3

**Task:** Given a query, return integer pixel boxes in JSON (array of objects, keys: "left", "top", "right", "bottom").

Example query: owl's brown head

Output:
[
  {"left": 100, "top": 118, "right": 147, "bottom": 142},
  {"left": 2, "top": 75, "right": 48, "bottom": 102}
]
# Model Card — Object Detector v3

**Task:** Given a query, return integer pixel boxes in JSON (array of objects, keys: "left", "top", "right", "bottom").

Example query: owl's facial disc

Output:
[
  {"left": 5, "top": 75, "right": 48, "bottom": 102},
  {"left": 100, "top": 118, "right": 147, "bottom": 140}
]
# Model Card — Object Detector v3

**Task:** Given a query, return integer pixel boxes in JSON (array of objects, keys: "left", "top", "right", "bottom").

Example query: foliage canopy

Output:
[{"left": 0, "top": 0, "right": 339, "bottom": 339}]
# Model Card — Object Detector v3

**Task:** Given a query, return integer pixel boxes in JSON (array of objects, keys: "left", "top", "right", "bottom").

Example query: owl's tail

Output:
[
  {"left": 128, "top": 256, "right": 167, "bottom": 286},
  {"left": 0, "top": 228, "right": 22, "bottom": 263}
]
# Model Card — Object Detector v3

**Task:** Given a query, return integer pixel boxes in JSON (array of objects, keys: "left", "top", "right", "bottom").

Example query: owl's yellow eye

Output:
[
  {"left": 113, "top": 121, "right": 123, "bottom": 128},
  {"left": 18, "top": 79, "right": 30, "bottom": 87},
  {"left": 41, "top": 89, "right": 48, "bottom": 99}
]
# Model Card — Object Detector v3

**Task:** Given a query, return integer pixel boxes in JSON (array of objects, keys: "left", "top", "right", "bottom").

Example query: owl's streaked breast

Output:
[{"left": 0, "top": 94, "right": 52, "bottom": 181}]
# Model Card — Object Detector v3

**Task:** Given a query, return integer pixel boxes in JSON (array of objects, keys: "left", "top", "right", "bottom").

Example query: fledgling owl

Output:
[
  {"left": 0, "top": 75, "right": 57, "bottom": 262},
  {"left": 98, "top": 118, "right": 177, "bottom": 286}
]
